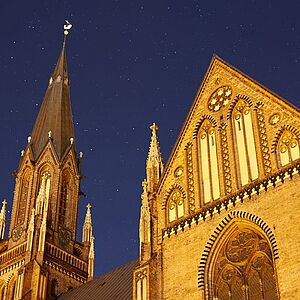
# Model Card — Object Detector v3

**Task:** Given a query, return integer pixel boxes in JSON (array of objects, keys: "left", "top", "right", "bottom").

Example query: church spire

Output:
[
  {"left": 0, "top": 199, "right": 7, "bottom": 239},
  {"left": 146, "top": 123, "right": 164, "bottom": 193},
  {"left": 30, "top": 42, "right": 74, "bottom": 160}
]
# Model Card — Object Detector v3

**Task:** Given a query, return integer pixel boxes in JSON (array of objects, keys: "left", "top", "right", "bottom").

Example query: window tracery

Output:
[
  {"left": 168, "top": 189, "right": 184, "bottom": 223},
  {"left": 135, "top": 269, "right": 148, "bottom": 300},
  {"left": 198, "top": 119, "right": 220, "bottom": 204},
  {"left": 277, "top": 130, "right": 300, "bottom": 166},
  {"left": 210, "top": 227, "right": 279, "bottom": 300},
  {"left": 232, "top": 99, "right": 258, "bottom": 186}
]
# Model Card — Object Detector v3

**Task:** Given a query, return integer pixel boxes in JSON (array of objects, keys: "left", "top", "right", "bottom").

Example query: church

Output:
[{"left": 0, "top": 36, "right": 300, "bottom": 299}]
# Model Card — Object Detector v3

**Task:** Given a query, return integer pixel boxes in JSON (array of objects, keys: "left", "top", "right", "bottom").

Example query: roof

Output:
[
  {"left": 58, "top": 260, "right": 139, "bottom": 300},
  {"left": 30, "top": 43, "right": 75, "bottom": 161}
]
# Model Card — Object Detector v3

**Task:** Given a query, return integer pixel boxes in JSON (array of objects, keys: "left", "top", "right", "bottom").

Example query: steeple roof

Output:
[
  {"left": 30, "top": 43, "right": 75, "bottom": 160},
  {"left": 146, "top": 123, "right": 163, "bottom": 169}
]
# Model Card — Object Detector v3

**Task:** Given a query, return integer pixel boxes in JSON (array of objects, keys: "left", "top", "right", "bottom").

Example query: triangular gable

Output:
[{"left": 157, "top": 55, "right": 300, "bottom": 207}]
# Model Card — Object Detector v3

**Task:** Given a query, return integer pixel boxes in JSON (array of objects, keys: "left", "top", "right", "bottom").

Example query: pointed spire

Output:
[
  {"left": 0, "top": 199, "right": 7, "bottom": 239},
  {"left": 146, "top": 123, "right": 164, "bottom": 193},
  {"left": 30, "top": 42, "right": 75, "bottom": 160},
  {"left": 82, "top": 203, "right": 93, "bottom": 244}
]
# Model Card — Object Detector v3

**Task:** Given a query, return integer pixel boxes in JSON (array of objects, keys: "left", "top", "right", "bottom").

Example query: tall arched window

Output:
[
  {"left": 232, "top": 99, "right": 258, "bottom": 186},
  {"left": 198, "top": 119, "right": 220, "bottom": 204},
  {"left": 167, "top": 189, "right": 184, "bottom": 223},
  {"left": 58, "top": 171, "right": 71, "bottom": 226},
  {"left": 207, "top": 226, "right": 279, "bottom": 300},
  {"left": 277, "top": 130, "right": 300, "bottom": 166},
  {"left": 16, "top": 169, "right": 31, "bottom": 226},
  {"left": 135, "top": 268, "right": 148, "bottom": 300}
]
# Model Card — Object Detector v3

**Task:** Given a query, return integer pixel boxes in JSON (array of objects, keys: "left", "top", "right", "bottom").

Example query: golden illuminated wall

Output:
[{"left": 146, "top": 56, "right": 300, "bottom": 300}]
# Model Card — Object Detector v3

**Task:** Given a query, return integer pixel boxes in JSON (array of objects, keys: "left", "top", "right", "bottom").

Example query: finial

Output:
[
  {"left": 27, "top": 136, "right": 31, "bottom": 143},
  {"left": 79, "top": 151, "right": 84, "bottom": 158},
  {"left": 63, "top": 20, "right": 73, "bottom": 45},
  {"left": 142, "top": 180, "right": 148, "bottom": 193},
  {"left": 150, "top": 123, "right": 158, "bottom": 136},
  {"left": 70, "top": 137, "right": 74, "bottom": 145},
  {"left": 21, "top": 150, "right": 24, "bottom": 156},
  {"left": 86, "top": 203, "right": 92, "bottom": 210},
  {"left": 48, "top": 131, "right": 52, "bottom": 138},
  {"left": 2, "top": 199, "right": 7, "bottom": 206}
]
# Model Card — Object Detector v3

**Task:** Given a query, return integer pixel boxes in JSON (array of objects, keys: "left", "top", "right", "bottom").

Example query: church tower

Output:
[{"left": 0, "top": 35, "right": 94, "bottom": 299}]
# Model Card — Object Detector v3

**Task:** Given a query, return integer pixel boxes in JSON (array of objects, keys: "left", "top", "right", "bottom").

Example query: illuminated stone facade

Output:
[{"left": 134, "top": 56, "right": 300, "bottom": 300}]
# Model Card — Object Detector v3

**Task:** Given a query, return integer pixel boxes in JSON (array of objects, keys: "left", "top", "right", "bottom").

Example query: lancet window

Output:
[
  {"left": 277, "top": 130, "right": 300, "bottom": 166},
  {"left": 198, "top": 119, "right": 220, "bottom": 204},
  {"left": 135, "top": 269, "right": 148, "bottom": 300},
  {"left": 16, "top": 169, "right": 31, "bottom": 226},
  {"left": 168, "top": 189, "right": 184, "bottom": 223},
  {"left": 208, "top": 227, "right": 279, "bottom": 300},
  {"left": 58, "top": 171, "right": 71, "bottom": 226},
  {"left": 232, "top": 99, "right": 258, "bottom": 186}
]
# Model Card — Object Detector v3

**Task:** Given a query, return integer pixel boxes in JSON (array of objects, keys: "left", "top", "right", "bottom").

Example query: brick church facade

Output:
[
  {"left": 0, "top": 39, "right": 300, "bottom": 300},
  {"left": 132, "top": 56, "right": 300, "bottom": 300}
]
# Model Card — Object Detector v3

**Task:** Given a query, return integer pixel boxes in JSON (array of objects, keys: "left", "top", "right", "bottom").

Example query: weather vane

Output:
[{"left": 64, "top": 20, "right": 73, "bottom": 36}]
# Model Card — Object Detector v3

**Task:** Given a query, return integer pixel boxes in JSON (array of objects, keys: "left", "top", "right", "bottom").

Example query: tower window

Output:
[
  {"left": 58, "top": 172, "right": 71, "bottom": 226},
  {"left": 16, "top": 170, "right": 31, "bottom": 226}
]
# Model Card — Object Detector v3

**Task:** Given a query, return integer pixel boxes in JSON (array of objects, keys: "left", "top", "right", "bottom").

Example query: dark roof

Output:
[
  {"left": 30, "top": 43, "right": 75, "bottom": 160},
  {"left": 58, "top": 260, "right": 139, "bottom": 300}
]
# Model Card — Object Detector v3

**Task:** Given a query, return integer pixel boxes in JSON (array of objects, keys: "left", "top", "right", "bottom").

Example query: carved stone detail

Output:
[
  {"left": 186, "top": 142, "right": 195, "bottom": 213},
  {"left": 208, "top": 86, "right": 232, "bottom": 112},
  {"left": 255, "top": 103, "right": 272, "bottom": 175},
  {"left": 219, "top": 122, "right": 232, "bottom": 194}
]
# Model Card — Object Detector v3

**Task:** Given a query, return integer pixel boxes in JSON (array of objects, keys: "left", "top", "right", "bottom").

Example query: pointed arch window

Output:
[
  {"left": 207, "top": 227, "right": 279, "bottom": 300},
  {"left": 135, "top": 269, "right": 148, "bottom": 300},
  {"left": 168, "top": 189, "right": 184, "bottom": 223},
  {"left": 16, "top": 169, "right": 31, "bottom": 226},
  {"left": 277, "top": 130, "right": 300, "bottom": 166},
  {"left": 232, "top": 99, "right": 258, "bottom": 186},
  {"left": 198, "top": 119, "right": 220, "bottom": 204},
  {"left": 58, "top": 171, "right": 71, "bottom": 226}
]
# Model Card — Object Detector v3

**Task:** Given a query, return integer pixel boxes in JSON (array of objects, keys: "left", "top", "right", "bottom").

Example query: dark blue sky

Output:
[{"left": 1, "top": 1, "right": 300, "bottom": 276}]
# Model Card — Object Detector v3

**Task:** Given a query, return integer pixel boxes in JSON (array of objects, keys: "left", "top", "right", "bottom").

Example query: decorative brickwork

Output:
[
  {"left": 219, "top": 122, "right": 232, "bottom": 194},
  {"left": 185, "top": 142, "right": 196, "bottom": 213},
  {"left": 255, "top": 102, "right": 272, "bottom": 175}
]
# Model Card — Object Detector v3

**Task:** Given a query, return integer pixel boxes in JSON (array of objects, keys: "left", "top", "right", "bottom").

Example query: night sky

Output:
[{"left": 1, "top": 1, "right": 300, "bottom": 277}]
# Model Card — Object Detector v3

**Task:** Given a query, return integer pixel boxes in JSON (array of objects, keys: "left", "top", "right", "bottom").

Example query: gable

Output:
[{"left": 157, "top": 55, "right": 300, "bottom": 227}]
